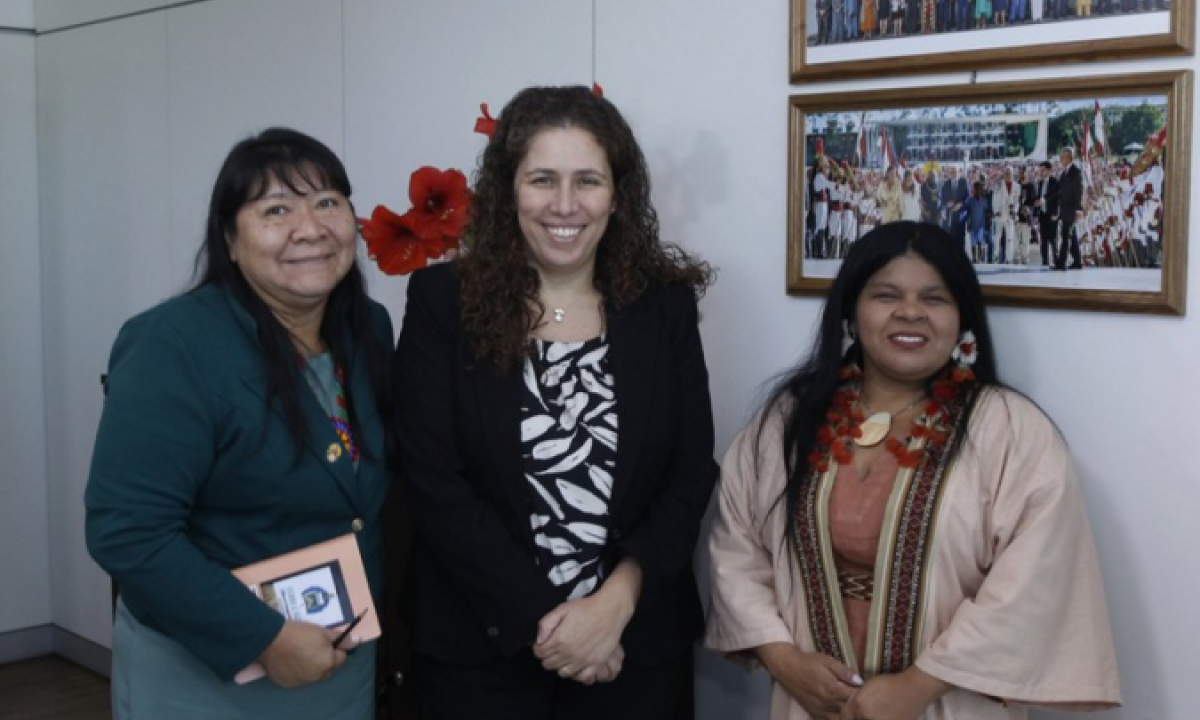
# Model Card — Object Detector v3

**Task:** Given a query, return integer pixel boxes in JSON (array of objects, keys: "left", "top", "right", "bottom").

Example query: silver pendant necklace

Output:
[{"left": 552, "top": 307, "right": 566, "bottom": 323}]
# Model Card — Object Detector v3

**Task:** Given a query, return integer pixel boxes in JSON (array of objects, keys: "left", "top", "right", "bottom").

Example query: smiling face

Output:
[
  {"left": 229, "top": 173, "right": 357, "bottom": 319},
  {"left": 515, "top": 127, "right": 614, "bottom": 283},
  {"left": 854, "top": 253, "right": 961, "bottom": 392}
]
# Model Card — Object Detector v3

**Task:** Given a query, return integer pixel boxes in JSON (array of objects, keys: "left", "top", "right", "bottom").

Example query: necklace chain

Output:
[{"left": 859, "top": 393, "right": 927, "bottom": 420}]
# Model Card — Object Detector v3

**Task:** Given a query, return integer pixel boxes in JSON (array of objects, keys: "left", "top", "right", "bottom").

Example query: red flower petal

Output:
[
  {"left": 406, "top": 166, "right": 474, "bottom": 241},
  {"left": 474, "top": 103, "right": 496, "bottom": 138},
  {"left": 359, "top": 205, "right": 429, "bottom": 276}
]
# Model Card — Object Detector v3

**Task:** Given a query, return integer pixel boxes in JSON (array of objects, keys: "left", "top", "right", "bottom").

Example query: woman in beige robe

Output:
[{"left": 704, "top": 221, "right": 1119, "bottom": 720}]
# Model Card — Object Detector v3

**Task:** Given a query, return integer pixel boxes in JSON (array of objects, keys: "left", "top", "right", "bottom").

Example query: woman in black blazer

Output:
[{"left": 392, "top": 86, "right": 718, "bottom": 720}]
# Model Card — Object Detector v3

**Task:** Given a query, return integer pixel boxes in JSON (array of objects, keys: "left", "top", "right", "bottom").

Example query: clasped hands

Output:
[
  {"left": 532, "top": 558, "right": 642, "bottom": 686},
  {"left": 757, "top": 643, "right": 949, "bottom": 720},
  {"left": 532, "top": 591, "right": 629, "bottom": 685}
]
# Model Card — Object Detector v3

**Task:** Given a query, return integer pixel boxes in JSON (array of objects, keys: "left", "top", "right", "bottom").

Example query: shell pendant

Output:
[{"left": 855, "top": 411, "right": 891, "bottom": 447}]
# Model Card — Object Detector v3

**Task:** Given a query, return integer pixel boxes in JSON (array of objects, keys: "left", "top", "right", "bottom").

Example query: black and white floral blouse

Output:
[{"left": 521, "top": 336, "right": 618, "bottom": 600}]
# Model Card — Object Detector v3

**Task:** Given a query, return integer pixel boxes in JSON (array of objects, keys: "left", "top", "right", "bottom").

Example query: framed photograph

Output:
[
  {"left": 787, "top": 71, "right": 1190, "bottom": 314},
  {"left": 791, "top": 0, "right": 1193, "bottom": 81}
]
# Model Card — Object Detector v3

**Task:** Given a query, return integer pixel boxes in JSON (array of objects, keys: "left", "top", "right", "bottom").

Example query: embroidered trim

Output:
[
  {"left": 792, "top": 385, "right": 978, "bottom": 675},
  {"left": 791, "top": 463, "right": 847, "bottom": 665},
  {"left": 838, "top": 571, "right": 874, "bottom": 602}
]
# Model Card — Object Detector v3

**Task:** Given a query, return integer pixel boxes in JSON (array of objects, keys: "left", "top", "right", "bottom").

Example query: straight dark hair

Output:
[
  {"left": 758, "top": 221, "right": 999, "bottom": 544},
  {"left": 192, "top": 127, "right": 390, "bottom": 459}
]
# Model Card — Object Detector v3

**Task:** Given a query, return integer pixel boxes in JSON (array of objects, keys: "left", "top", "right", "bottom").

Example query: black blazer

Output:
[
  {"left": 1036, "top": 175, "right": 1059, "bottom": 219},
  {"left": 1058, "top": 163, "right": 1083, "bottom": 221},
  {"left": 392, "top": 263, "right": 718, "bottom": 666}
]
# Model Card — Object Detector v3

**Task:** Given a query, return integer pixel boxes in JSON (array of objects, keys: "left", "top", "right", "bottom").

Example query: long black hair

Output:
[
  {"left": 193, "top": 127, "right": 390, "bottom": 459},
  {"left": 759, "top": 221, "right": 999, "bottom": 541}
]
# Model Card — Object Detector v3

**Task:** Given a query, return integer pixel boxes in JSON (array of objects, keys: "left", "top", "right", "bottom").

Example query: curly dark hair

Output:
[{"left": 457, "top": 85, "right": 714, "bottom": 370}]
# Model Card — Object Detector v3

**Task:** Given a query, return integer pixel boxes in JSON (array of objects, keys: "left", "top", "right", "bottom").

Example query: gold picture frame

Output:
[
  {"left": 787, "top": 71, "right": 1190, "bottom": 315},
  {"left": 791, "top": 0, "right": 1194, "bottom": 82}
]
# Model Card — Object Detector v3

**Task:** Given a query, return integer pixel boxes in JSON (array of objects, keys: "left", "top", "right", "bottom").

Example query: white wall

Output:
[
  {"left": 0, "top": 15, "right": 49, "bottom": 635},
  {"left": 0, "top": 0, "right": 33, "bottom": 28},
  {"left": 37, "top": 8, "right": 172, "bottom": 644},
  {"left": 34, "top": 0, "right": 165, "bottom": 32},
  {"left": 27, "top": 0, "right": 1200, "bottom": 718}
]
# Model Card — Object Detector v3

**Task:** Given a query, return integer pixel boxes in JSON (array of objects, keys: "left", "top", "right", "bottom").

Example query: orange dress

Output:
[
  {"left": 861, "top": 0, "right": 877, "bottom": 31},
  {"left": 829, "top": 452, "right": 898, "bottom": 666}
]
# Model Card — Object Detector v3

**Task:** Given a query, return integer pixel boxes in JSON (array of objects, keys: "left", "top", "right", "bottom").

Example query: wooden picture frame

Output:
[
  {"left": 787, "top": 71, "right": 1190, "bottom": 314},
  {"left": 791, "top": 0, "right": 1193, "bottom": 82}
]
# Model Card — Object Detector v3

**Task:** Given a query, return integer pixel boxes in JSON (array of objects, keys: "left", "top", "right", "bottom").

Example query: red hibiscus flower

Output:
[
  {"left": 359, "top": 205, "right": 430, "bottom": 276},
  {"left": 406, "top": 166, "right": 473, "bottom": 241}
]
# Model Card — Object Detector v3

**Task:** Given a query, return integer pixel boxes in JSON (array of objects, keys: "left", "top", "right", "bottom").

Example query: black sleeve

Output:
[{"left": 612, "top": 287, "right": 719, "bottom": 610}]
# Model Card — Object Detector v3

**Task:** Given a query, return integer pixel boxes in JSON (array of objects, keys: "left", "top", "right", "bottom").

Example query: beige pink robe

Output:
[{"left": 704, "top": 388, "right": 1120, "bottom": 720}]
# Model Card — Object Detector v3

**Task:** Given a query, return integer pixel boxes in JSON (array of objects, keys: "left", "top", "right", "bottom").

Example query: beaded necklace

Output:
[{"left": 808, "top": 365, "right": 970, "bottom": 474}]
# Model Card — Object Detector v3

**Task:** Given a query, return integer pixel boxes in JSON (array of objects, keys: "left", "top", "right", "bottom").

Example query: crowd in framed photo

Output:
[
  {"left": 812, "top": 0, "right": 1169, "bottom": 44},
  {"left": 804, "top": 144, "right": 1165, "bottom": 271}
]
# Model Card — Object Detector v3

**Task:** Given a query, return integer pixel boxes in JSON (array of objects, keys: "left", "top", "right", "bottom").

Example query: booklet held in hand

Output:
[{"left": 231, "top": 533, "right": 379, "bottom": 684}]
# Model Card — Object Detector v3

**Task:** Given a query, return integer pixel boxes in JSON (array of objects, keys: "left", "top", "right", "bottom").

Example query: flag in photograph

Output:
[
  {"left": 1079, "top": 123, "right": 1094, "bottom": 189},
  {"left": 1093, "top": 100, "right": 1107, "bottom": 156},
  {"left": 855, "top": 112, "right": 867, "bottom": 166},
  {"left": 880, "top": 125, "right": 898, "bottom": 172}
]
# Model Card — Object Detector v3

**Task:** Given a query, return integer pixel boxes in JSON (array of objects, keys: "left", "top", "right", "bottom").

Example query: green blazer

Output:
[{"left": 86, "top": 283, "right": 393, "bottom": 681}]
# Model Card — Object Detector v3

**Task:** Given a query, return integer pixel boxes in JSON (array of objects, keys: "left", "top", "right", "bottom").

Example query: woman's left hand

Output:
[
  {"left": 533, "top": 559, "right": 641, "bottom": 679},
  {"left": 563, "top": 644, "right": 625, "bottom": 686},
  {"left": 839, "top": 667, "right": 950, "bottom": 720}
]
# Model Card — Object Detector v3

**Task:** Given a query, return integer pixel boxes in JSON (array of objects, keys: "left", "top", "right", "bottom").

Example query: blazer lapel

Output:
[
  {"left": 606, "top": 299, "right": 656, "bottom": 513},
  {"left": 476, "top": 362, "right": 530, "bottom": 523},
  {"left": 223, "top": 290, "right": 365, "bottom": 514}
]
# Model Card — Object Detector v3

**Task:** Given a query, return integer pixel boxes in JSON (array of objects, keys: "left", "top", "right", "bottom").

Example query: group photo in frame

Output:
[
  {"left": 787, "top": 71, "right": 1191, "bottom": 314},
  {"left": 791, "top": 0, "right": 1193, "bottom": 80}
]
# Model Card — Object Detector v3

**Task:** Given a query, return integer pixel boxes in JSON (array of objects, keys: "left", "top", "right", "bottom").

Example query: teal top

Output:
[
  {"left": 86, "top": 283, "right": 393, "bottom": 682},
  {"left": 303, "top": 353, "right": 359, "bottom": 471}
]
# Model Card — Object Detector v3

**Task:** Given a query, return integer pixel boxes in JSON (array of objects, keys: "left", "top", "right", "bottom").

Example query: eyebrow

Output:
[
  {"left": 523, "top": 167, "right": 608, "bottom": 178},
  {"left": 868, "top": 280, "right": 950, "bottom": 293}
]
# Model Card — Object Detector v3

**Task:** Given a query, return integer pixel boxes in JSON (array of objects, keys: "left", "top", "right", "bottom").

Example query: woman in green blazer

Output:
[{"left": 86, "top": 128, "right": 396, "bottom": 720}]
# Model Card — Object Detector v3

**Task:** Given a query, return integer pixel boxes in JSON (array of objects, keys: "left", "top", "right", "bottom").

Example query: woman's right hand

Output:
[
  {"left": 258, "top": 620, "right": 354, "bottom": 688},
  {"left": 756, "top": 643, "right": 861, "bottom": 720}
]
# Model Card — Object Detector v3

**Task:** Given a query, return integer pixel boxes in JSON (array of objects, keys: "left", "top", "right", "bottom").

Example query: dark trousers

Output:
[
  {"left": 414, "top": 649, "right": 695, "bottom": 720},
  {"left": 1037, "top": 215, "right": 1057, "bottom": 265},
  {"left": 1056, "top": 217, "right": 1082, "bottom": 268}
]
